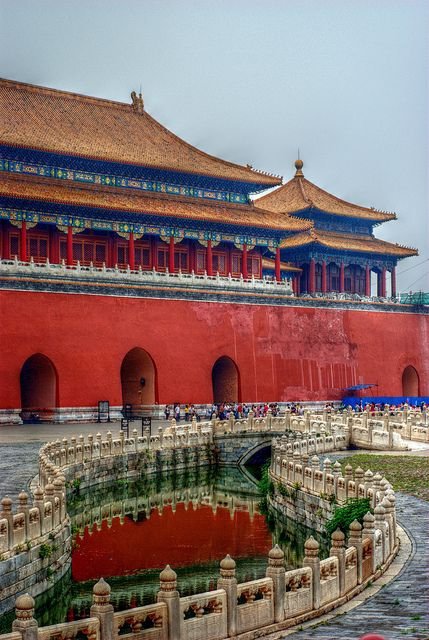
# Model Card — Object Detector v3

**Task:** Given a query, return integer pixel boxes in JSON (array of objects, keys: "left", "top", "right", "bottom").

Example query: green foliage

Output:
[
  {"left": 326, "top": 497, "right": 371, "bottom": 537},
  {"left": 277, "top": 483, "right": 290, "bottom": 498},
  {"left": 258, "top": 463, "right": 274, "bottom": 497},
  {"left": 39, "top": 543, "right": 53, "bottom": 560}
]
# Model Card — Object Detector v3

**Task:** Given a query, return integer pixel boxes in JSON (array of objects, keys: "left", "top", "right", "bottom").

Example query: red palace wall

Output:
[{"left": 0, "top": 289, "right": 428, "bottom": 410}]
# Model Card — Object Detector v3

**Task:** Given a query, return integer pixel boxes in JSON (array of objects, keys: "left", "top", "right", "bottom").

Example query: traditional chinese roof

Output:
[
  {"left": 0, "top": 173, "right": 312, "bottom": 232},
  {"left": 0, "top": 78, "right": 281, "bottom": 189},
  {"left": 256, "top": 160, "right": 396, "bottom": 223},
  {"left": 278, "top": 228, "right": 418, "bottom": 258},
  {"left": 262, "top": 257, "right": 302, "bottom": 272}
]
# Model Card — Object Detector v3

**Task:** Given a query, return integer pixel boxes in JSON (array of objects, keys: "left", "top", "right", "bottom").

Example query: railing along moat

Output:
[{"left": 0, "top": 407, "right": 426, "bottom": 639}]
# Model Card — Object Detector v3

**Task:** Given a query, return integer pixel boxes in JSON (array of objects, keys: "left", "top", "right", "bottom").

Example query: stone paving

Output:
[{"left": 0, "top": 422, "right": 428, "bottom": 640}]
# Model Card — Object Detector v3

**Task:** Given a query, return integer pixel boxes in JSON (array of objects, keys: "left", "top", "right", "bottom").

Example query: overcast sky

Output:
[{"left": 1, "top": 0, "right": 427, "bottom": 292}]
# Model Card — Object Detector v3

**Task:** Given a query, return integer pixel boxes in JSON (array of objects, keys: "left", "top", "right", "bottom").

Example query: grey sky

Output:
[{"left": 1, "top": 0, "right": 427, "bottom": 291}]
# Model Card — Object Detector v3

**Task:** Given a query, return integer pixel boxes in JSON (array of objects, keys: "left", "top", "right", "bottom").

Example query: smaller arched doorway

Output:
[
  {"left": 121, "top": 348, "right": 157, "bottom": 416},
  {"left": 20, "top": 354, "right": 58, "bottom": 422},
  {"left": 402, "top": 366, "right": 420, "bottom": 397},
  {"left": 212, "top": 356, "right": 241, "bottom": 403}
]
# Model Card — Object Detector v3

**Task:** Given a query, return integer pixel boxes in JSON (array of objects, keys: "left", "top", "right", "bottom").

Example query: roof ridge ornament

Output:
[
  {"left": 131, "top": 91, "right": 144, "bottom": 114},
  {"left": 294, "top": 158, "right": 304, "bottom": 177}
]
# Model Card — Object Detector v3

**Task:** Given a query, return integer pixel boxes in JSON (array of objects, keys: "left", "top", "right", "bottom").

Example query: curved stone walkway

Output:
[{"left": 279, "top": 493, "right": 429, "bottom": 640}]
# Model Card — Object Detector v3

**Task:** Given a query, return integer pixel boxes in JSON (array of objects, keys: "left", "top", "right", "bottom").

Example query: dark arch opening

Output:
[
  {"left": 212, "top": 356, "right": 241, "bottom": 403},
  {"left": 20, "top": 353, "right": 58, "bottom": 422},
  {"left": 121, "top": 348, "right": 157, "bottom": 415},
  {"left": 402, "top": 365, "right": 420, "bottom": 396}
]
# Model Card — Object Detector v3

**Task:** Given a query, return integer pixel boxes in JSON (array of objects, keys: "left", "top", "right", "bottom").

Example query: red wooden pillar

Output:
[
  {"left": 206, "top": 240, "right": 213, "bottom": 276},
  {"left": 128, "top": 231, "right": 135, "bottom": 270},
  {"left": 339, "top": 262, "right": 345, "bottom": 293},
  {"left": 309, "top": 258, "right": 316, "bottom": 294},
  {"left": 151, "top": 237, "right": 157, "bottom": 270},
  {"left": 275, "top": 247, "right": 281, "bottom": 282},
  {"left": 391, "top": 267, "right": 396, "bottom": 298},
  {"left": 2, "top": 222, "right": 10, "bottom": 260},
  {"left": 67, "top": 226, "right": 73, "bottom": 266},
  {"left": 321, "top": 261, "right": 327, "bottom": 293},
  {"left": 110, "top": 235, "right": 118, "bottom": 267},
  {"left": 242, "top": 243, "right": 248, "bottom": 279},
  {"left": 227, "top": 245, "right": 232, "bottom": 276},
  {"left": 20, "top": 221, "right": 27, "bottom": 262},
  {"left": 381, "top": 267, "right": 387, "bottom": 297},
  {"left": 168, "top": 236, "right": 175, "bottom": 273},
  {"left": 365, "top": 265, "right": 371, "bottom": 297},
  {"left": 295, "top": 274, "right": 301, "bottom": 295},
  {"left": 189, "top": 242, "right": 195, "bottom": 273}
]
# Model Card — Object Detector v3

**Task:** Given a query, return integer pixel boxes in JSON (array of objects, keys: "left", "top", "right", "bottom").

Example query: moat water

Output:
[{"left": 0, "top": 465, "right": 329, "bottom": 631}]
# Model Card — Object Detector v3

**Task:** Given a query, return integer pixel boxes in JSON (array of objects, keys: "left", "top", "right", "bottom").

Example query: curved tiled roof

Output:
[
  {"left": 256, "top": 162, "right": 396, "bottom": 222},
  {"left": 279, "top": 228, "right": 418, "bottom": 258},
  {"left": 0, "top": 173, "right": 312, "bottom": 232},
  {"left": 0, "top": 78, "right": 282, "bottom": 188}
]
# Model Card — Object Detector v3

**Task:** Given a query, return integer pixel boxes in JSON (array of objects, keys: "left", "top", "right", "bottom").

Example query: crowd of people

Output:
[{"left": 164, "top": 401, "right": 282, "bottom": 422}]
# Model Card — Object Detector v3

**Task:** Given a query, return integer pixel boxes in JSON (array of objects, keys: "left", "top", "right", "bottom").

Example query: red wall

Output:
[{"left": 0, "top": 289, "right": 427, "bottom": 408}]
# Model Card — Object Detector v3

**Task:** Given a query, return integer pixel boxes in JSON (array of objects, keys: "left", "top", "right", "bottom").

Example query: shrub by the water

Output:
[
  {"left": 259, "top": 463, "right": 274, "bottom": 496},
  {"left": 326, "top": 498, "right": 372, "bottom": 537}
]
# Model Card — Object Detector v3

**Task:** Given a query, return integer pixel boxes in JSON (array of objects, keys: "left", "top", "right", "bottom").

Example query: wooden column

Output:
[
  {"left": 321, "top": 261, "right": 327, "bottom": 293},
  {"left": 49, "top": 227, "right": 59, "bottom": 264},
  {"left": 365, "top": 265, "right": 371, "bottom": 297},
  {"left": 227, "top": 246, "right": 232, "bottom": 276},
  {"left": 128, "top": 232, "right": 135, "bottom": 270},
  {"left": 295, "top": 274, "right": 301, "bottom": 295},
  {"left": 151, "top": 237, "right": 157, "bottom": 270},
  {"left": 242, "top": 243, "right": 248, "bottom": 279},
  {"left": 168, "top": 236, "right": 175, "bottom": 273},
  {"left": 110, "top": 235, "right": 118, "bottom": 268},
  {"left": 67, "top": 225, "right": 73, "bottom": 266},
  {"left": 206, "top": 240, "right": 213, "bottom": 276},
  {"left": 275, "top": 247, "right": 281, "bottom": 282},
  {"left": 20, "top": 221, "right": 27, "bottom": 262},
  {"left": 309, "top": 258, "right": 316, "bottom": 294},
  {"left": 381, "top": 267, "right": 387, "bottom": 297},
  {"left": 339, "top": 262, "right": 345, "bottom": 293},
  {"left": 2, "top": 222, "right": 10, "bottom": 260},
  {"left": 391, "top": 267, "right": 396, "bottom": 298},
  {"left": 189, "top": 242, "right": 195, "bottom": 273}
]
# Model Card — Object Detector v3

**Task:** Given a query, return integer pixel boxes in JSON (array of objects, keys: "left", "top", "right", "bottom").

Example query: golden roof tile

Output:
[
  {"left": 279, "top": 228, "right": 418, "bottom": 257},
  {"left": 256, "top": 160, "right": 396, "bottom": 222},
  {"left": 0, "top": 173, "right": 311, "bottom": 232},
  {"left": 0, "top": 78, "right": 282, "bottom": 187}
]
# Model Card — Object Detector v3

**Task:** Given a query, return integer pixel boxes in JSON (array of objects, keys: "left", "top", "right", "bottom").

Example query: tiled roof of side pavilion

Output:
[
  {"left": 279, "top": 228, "right": 417, "bottom": 258},
  {"left": 0, "top": 78, "right": 281, "bottom": 188},
  {"left": 256, "top": 160, "right": 396, "bottom": 223},
  {"left": 0, "top": 173, "right": 313, "bottom": 232}
]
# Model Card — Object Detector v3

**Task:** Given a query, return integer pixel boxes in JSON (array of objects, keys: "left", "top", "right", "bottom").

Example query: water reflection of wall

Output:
[{"left": 17, "top": 467, "right": 330, "bottom": 629}]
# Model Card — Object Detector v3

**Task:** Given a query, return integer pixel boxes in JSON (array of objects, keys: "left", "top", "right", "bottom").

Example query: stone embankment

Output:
[{"left": 0, "top": 406, "right": 417, "bottom": 636}]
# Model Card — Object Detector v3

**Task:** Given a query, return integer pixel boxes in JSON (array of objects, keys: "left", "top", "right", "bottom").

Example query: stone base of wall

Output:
[
  {"left": 0, "top": 410, "right": 22, "bottom": 425},
  {"left": 0, "top": 524, "right": 71, "bottom": 615},
  {"left": 268, "top": 489, "right": 335, "bottom": 534}
]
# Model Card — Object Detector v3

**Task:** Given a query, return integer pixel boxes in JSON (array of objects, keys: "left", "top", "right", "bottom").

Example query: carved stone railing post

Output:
[
  {"left": 248, "top": 410, "right": 254, "bottom": 431},
  {"left": 362, "top": 512, "right": 376, "bottom": 572},
  {"left": 1, "top": 496, "right": 13, "bottom": 548},
  {"left": 266, "top": 545, "right": 285, "bottom": 622},
  {"left": 90, "top": 578, "right": 114, "bottom": 640},
  {"left": 157, "top": 565, "right": 180, "bottom": 640},
  {"left": 330, "top": 529, "right": 346, "bottom": 596},
  {"left": 18, "top": 491, "right": 30, "bottom": 541},
  {"left": 12, "top": 594, "right": 38, "bottom": 640},
  {"left": 217, "top": 554, "right": 237, "bottom": 636},
  {"left": 303, "top": 536, "right": 320, "bottom": 609},
  {"left": 374, "top": 503, "right": 388, "bottom": 562},
  {"left": 348, "top": 520, "right": 363, "bottom": 584}
]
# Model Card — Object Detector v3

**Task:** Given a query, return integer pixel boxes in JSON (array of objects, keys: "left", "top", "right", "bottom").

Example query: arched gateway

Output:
[
  {"left": 402, "top": 365, "right": 420, "bottom": 396},
  {"left": 20, "top": 354, "right": 58, "bottom": 422},
  {"left": 212, "top": 356, "right": 241, "bottom": 403},
  {"left": 120, "top": 348, "right": 157, "bottom": 414}
]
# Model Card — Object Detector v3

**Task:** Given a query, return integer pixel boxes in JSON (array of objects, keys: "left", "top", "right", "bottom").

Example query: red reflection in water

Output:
[{"left": 72, "top": 503, "right": 272, "bottom": 581}]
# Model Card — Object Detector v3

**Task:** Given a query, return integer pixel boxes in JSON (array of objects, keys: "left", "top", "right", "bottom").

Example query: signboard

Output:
[
  {"left": 97, "top": 400, "right": 110, "bottom": 423},
  {"left": 142, "top": 416, "right": 152, "bottom": 435}
]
